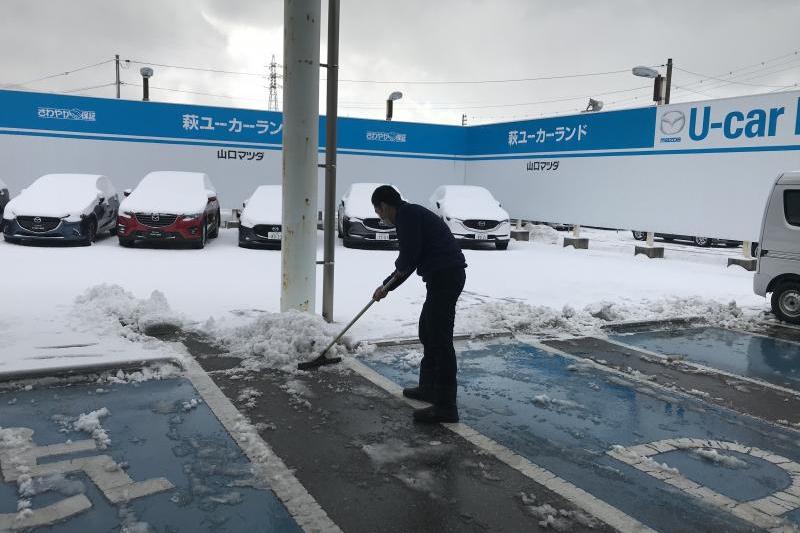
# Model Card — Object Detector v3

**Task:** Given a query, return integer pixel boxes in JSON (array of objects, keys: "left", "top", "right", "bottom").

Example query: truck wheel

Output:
[
  {"left": 772, "top": 281, "right": 800, "bottom": 324},
  {"left": 632, "top": 231, "right": 646, "bottom": 241}
]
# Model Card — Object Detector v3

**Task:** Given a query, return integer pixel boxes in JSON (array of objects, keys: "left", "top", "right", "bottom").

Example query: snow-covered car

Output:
[
  {"left": 117, "top": 171, "right": 221, "bottom": 249},
  {"left": 429, "top": 185, "right": 511, "bottom": 250},
  {"left": 337, "top": 182, "right": 399, "bottom": 247},
  {"left": 3, "top": 174, "right": 118, "bottom": 245},
  {"left": 0, "top": 178, "right": 9, "bottom": 230},
  {"left": 238, "top": 185, "right": 282, "bottom": 249}
]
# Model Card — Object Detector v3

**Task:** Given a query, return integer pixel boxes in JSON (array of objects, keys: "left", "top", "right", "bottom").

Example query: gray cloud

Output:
[{"left": 1, "top": 0, "right": 798, "bottom": 124}]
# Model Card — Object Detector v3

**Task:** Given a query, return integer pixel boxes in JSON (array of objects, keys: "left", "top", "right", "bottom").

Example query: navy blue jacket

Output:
[{"left": 384, "top": 202, "right": 467, "bottom": 289}]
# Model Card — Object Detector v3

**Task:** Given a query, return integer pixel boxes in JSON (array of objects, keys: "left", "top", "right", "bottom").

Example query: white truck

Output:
[{"left": 754, "top": 171, "right": 800, "bottom": 323}]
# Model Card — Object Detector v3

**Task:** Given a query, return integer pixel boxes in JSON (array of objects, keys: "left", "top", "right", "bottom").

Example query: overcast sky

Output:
[{"left": 1, "top": 0, "right": 799, "bottom": 125}]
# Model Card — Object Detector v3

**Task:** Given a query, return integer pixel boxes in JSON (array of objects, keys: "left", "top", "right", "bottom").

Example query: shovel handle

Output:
[{"left": 317, "top": 272, "right": 402, "bottom": 358}]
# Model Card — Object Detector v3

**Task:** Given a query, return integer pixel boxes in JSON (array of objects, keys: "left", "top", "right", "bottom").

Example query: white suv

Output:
[{"left": 429, "top": 185, "right": 511, "bottom": 250}]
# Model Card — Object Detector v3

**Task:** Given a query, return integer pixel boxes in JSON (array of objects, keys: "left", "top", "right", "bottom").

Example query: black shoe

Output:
[
  {"left": 402, "top": 386, "right": 435, "bottom": 403},
  {"left": 413, "top": 404, "right": 459, "bottom": 424}
]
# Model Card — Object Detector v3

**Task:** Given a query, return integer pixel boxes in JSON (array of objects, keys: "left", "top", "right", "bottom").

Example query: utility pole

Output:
[
  {"left": 280, "top": 0, "right": 321, "bottom": 313},
  {"left": 321, "top": 0, "right": 340, "bottom": 323},
  {"left": 664, "top": 58, "right": 673, "bottom": 105},
  {"left": 268, "top": 55, "right": 279, "bottom": 111},
  {"left": 115, "top": 54, "right": 121, "bottom": 98}
]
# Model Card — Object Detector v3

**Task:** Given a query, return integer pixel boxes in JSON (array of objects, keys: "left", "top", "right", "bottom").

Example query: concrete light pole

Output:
[{"left": 280, "top": 0, "right": 321, "bottom": 313}]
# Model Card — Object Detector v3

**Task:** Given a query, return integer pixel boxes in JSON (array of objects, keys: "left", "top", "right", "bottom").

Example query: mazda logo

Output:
[
  {"left": 478, "top": 220, "right": 486, "bottom": 227},
  {"left": 33, "top": 216, "right": 41, "bottom": 223},
  {"left": 272, "top": 226, "right": 280, "bottom": 232},
  {"left": 152, "top": 214, "right": 160, "bottom": 221},
  {"left": 660, "top": 110, "right": 686, "bottom": 135}
]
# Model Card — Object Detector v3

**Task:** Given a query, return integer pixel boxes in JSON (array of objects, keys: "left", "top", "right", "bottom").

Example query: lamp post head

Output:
[
  {"left": 139, "top": 67, "right": 154, "bottom": 79},
  {"left": 388, "top": 91, "right": 403, "bottom": 101},
  {"left": 632, "top": 66, "right": 659, "bottom": 78}
]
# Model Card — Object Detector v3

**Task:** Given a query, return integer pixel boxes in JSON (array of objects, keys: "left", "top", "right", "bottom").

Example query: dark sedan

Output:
[{"left": 3, "top": 174, "right": 118, "bottom": 245}]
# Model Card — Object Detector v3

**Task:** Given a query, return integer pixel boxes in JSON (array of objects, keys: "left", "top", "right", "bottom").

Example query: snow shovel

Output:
[{"left": 297, "top": 273, "right": 400, "bottom": 371}]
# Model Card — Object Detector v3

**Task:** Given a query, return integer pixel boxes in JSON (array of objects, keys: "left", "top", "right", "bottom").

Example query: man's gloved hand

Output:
[{"left": 372, "top": 285, "right": 388, "bottom": 302}]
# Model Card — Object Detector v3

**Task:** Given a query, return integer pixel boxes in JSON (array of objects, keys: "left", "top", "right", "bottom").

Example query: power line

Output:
[
  {"left": 334, "top": 67, "right": 659, "bottom": 85},
  {"left": 125, "top": 59, "right": 269, "bottom": 78},
  {"left": 62, "top": 82, "right": 117, "bottom": 94},
  {"left": 673, "top": 65, "right": 795, "bottom": 89},
  {"left": 122, "top": 81, "right": 266, "bottom": 103},
  {"left": 2, "top": 58, "right": 114, "bottom": 89}
]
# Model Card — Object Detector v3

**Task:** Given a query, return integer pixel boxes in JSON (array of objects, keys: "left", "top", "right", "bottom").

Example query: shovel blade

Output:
[{"left": 297, "top": 355, "right": 342, "bottom": 371}]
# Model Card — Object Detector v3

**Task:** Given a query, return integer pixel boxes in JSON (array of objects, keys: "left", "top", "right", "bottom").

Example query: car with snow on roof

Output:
[
  {"left": 117, "top": 171, "right": 220, "bottom": 249},
  {"left": 3, "top": 173, "right": 118, "bottom": 245},
  {"left": 429, "top": 185, "right": 511, "bottom": 250},
  {"left": 337, "top": 182, "right": 400, "bottom": 248},
  {"left": 239, "top": 185, "right": 282, "bottom": 249}
]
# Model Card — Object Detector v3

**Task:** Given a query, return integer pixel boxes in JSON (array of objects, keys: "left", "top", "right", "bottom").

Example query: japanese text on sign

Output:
[
  {"left": 217, "top": 149, "right": 264, "bottom": 161},
  {"left": 366, "top": 131, "right": 407, "bottom": 143},
  {"left": 182, "top": 114, "right": 282, "bottom": 135},
  {"left": 526, "top": 160, "right": 560, "bottom": 171},
  {"left": 508, "top": 124, "right": 587, "bottom": 147}
]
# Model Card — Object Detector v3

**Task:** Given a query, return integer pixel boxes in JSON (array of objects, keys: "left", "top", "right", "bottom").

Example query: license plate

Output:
[
  {"left": 268, "top": 231, "right": 281, "bottom": 240},
  {"left": 375, "top": 233, "right": 390, "bottom": 241},
  {"left": 475, "top": 233, "right": 488, "bottom": 240},
  {"left": 149, "top": 231, "right": 163, "bottom": 238}
]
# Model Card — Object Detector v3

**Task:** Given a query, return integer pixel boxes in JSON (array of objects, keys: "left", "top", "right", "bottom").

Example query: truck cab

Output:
[{"left": 754, "top": 171, "right": 800, "bottom": 323}]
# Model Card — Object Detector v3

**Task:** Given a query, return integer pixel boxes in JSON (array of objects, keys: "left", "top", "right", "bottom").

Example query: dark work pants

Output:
[{"left": 417, "top": 267, "right": 466, "bottom": 404}]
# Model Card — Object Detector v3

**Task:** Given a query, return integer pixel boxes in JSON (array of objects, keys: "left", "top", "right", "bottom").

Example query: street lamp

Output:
[
  {"left": 632, "top": 60, "right": 673, "bottom": 105},
  {"left": 583, "top": 98, "right": 604, "bottom": 113},
  {"left": 386, "top": 91, "right": 402, "bottom": 121},
  {"left": 139, "top": 67, "right": 154, "bottom": 102}
]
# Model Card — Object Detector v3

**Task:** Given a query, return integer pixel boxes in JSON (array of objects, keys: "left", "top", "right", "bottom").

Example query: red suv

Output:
[{"left": 117, "top": 171, "right": 221, "bottom": 248}]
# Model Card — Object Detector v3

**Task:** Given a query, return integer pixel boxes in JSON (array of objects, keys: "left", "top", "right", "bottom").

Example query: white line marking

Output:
[
  {"left": 344, "top": 357, "right": 657, "bottom": 533},
  {"left": 182, "top": 356, "right": 342, "bottom": 533}
]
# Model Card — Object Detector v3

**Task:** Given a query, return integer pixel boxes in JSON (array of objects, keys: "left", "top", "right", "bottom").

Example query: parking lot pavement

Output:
[
  {"left": 193, "top": 357, "right": 611, "bottom": 533},
  {"left": 361, "top": 337, "right": 800, "bottom": 532},
  {"left": 0, "top": 372, "right": 301, "bottom": 532}
]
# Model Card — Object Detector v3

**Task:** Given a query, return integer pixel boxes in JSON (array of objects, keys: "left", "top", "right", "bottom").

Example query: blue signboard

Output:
[
  {"left": 465, "top": 106, "right": 656, "bottom": 156},
  {"left": 0, "top": 89, "right": 658, "bottom": 158}
]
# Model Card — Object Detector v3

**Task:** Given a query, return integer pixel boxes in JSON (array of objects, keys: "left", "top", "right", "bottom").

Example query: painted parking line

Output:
[
  {"left": 0, "top": 362, "right": 337, "bottom": 533},
  {"left": 345, "top": 358, "right": 656, "bottom": 533},
  {"left": 611, "top": 327, "right": 800, "bottom": 393},
  {"left": 357, "top": 340, "right": 800, "bottom": 532}
]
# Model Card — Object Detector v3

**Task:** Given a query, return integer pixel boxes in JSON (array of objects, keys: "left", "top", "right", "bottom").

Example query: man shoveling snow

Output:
[{"left": 371, "top": 185, "right": 467, "bottom": 424}]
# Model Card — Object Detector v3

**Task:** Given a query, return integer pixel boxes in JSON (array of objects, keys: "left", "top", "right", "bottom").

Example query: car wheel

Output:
[
  {"left": 83, "top": 219, "right": 97, "bottom": 246},
  {"left": 632, "top": 231, "right": 646, "bottom": 241},
  {"left": 772, "top": 281, "right": 800, "bottom": 324},
  {"left": 495, "top": 241, "right": 509, "bottom": 250},
  {"left": 209, "top": 210, "right": 221, "bottom": 238},
  {"left": 693, "top": 236, "right": 711, "bottom": 247},
  {"left": 193, "top": 220, "right": 207, "bottom": 249}
]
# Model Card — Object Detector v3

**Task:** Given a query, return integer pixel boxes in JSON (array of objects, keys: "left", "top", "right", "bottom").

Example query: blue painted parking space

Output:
[
  {"left": 363, "top": 341, "right": 800, "bottom": 532},
  {"left": 612, "top": 327, "right": 800, "bottom": 392},
  {"left": 0, "top": 378, "right": 300, "bottom": 532}
]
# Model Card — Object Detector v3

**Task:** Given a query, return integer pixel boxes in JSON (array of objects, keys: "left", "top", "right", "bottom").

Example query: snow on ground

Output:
[{"left": 0, "top": 226, "right": 768, "bottom": 374}]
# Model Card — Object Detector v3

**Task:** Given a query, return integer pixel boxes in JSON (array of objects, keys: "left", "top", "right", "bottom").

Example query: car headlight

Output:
[{"left": 182, "top": 213, "right": 202, "bottom": 221}]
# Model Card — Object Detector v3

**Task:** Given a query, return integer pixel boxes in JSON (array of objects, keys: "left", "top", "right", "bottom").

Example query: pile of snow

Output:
[
  {"left": 458, "top": 296, "right": 748, "bottom": 338},
  {"left": 689, "top": 448, "right": 749, "bottom": 469},
  {"left": 525, "top": 224, "right": 561, "bottom": 245},
  {"left": 73, "top": 407, "right": 111, "bottom": 449},
  {"left": 532, "top": 394, "right": 583, "bottom": 411},
  {"left": 609, "top": 445, "right": 680, "bottom": 475},
  {"left": 203, "top": 310, "right": 341, "bottom": 371},
  {"left": 73, "top": 284, "right": 186, "bottom": 339},
  {"left": 518, "top": 492, "right": 598, "bottom": 531}
]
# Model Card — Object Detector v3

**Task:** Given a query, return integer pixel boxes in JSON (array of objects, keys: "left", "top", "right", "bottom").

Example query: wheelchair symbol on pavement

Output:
[{"left": 0, "top": 427, "right": 173, "bottom": 531}]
